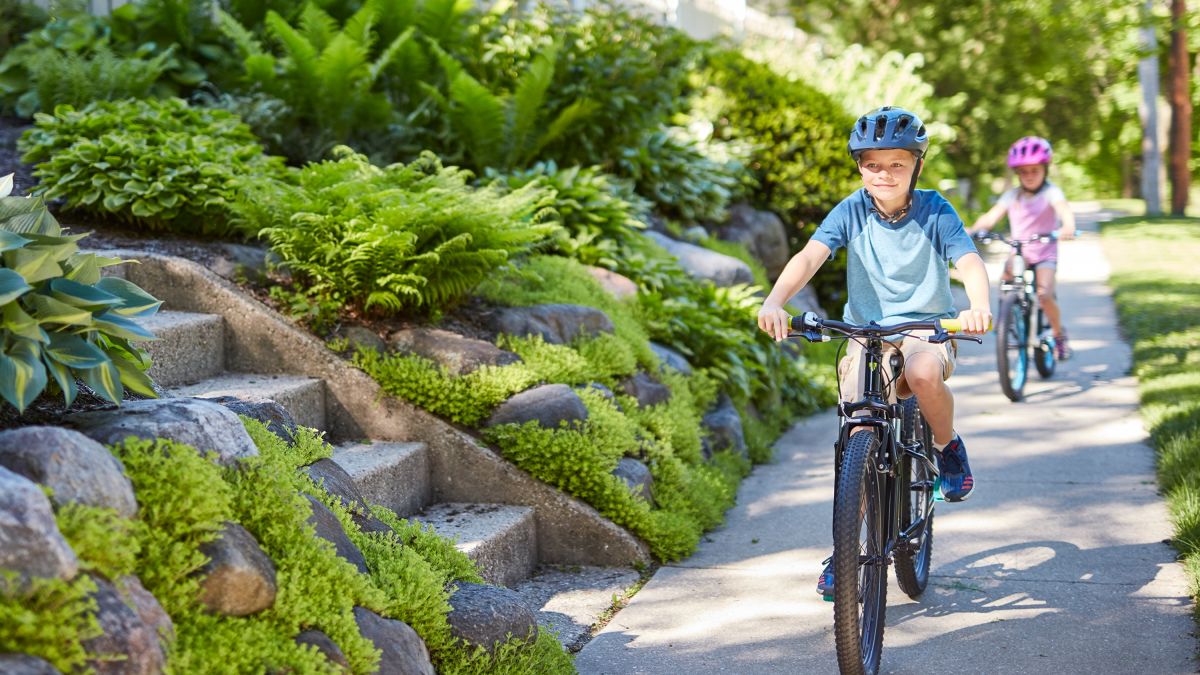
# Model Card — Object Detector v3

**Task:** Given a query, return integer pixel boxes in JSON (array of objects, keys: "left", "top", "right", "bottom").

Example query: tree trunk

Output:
[
  {"left": 1167, "top": 0, "right": 1192, "bottom": 216},
  {"left": 1139, "top": 1, "right": 1163, "bottom": 216}
]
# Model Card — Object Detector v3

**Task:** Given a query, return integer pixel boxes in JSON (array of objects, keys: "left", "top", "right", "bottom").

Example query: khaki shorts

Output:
[{"left": 837, "top": 330, "right": 957, "bottom": 405}]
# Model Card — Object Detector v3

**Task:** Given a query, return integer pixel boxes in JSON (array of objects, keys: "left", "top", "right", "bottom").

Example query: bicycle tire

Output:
[
  {"left": 996, "top": 292, "right": 1029, "bottom": 402},
  {"left": 833, "top": 430, "right": 887, "bottom": 675},
  {"left": 1034, "top": 307, "right": 1056, "bottom": 378},
  {"left": 894, "top": 397, "right": 934, "bottom": 598}
]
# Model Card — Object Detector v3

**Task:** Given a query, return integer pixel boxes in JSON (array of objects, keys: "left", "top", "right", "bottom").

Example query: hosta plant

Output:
[{"left": 0, "top": 174, "right": 160, "bottom": 412}]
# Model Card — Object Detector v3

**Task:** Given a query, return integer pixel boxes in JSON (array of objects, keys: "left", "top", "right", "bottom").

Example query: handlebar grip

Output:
[{"left": 938, "top": 318, "right": 993, "bottom": 333}]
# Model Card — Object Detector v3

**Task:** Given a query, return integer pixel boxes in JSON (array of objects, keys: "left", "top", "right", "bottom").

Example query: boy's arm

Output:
[
  {"left": 968, "top": 202, "right": 1007, "bottom": 236},
  {"left": 954, "top": 252, "right": 992, "bottom": 335},
  {"left": 758, "top": 239, "right": 832, "bottom": 341},
  {"left": 1051, "top": 199, "right": 1077, "bottom": 239}
]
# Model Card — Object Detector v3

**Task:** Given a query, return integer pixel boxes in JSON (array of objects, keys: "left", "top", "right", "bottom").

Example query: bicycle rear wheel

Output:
[
  {"left": 996, "top": 292, "right": 1029, "bottom": 402},
  {"left": 894, "top": 398, "right": 934, "bottom": 598},
  {"left": 833, "top": 430, "right": 887, "bottom": 675}
]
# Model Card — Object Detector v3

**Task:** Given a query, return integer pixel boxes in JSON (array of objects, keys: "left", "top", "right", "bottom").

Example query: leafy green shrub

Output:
[
  {"left": 0, "top": 573, "right": 101, "bottom": 672},
  {"left": 0, "top": 9, "right": 114, "bottom": 116},
  {"left": 239, "top": 147, "right": 557, "bottom": 315},
  {"left": 216, "top": 2, "right": 415, "bottom": 163},
  {"left": 694, "top": 47, "right": 859, "bottom": 307},
  {"left": 19, "top": 98, "right": 285, "bottom": 235},
  {"left": 0, "top": 1, "right": 47, "bottom": 56},
  {"left": 55, "top": 502, "right": 143, "bottom": 580},
  {"left": 0, "top": 180, "right": 160, "bottom": 412},
  {"left": 616, "top": 128, "right": 747, "bottom": 224},
  {"left": 487, "top": 162, "right": 649, "bottom": 270},
  {"left": 20, "top": 44, "right": 172, "bottom": 113}
]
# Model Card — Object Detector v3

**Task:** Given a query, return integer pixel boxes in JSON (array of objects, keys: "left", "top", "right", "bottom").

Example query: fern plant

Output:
[
  {"left": 236, "top": 147, "right": 558, "bottom": 314},
  {"left": 217, "top": 1, "right": 415, "bottom": 162},
  {"left": 0, "top": 174, "right": 160, "bottom": 412},
  {"left": 426, "top": 42, "right": 596, "bottom": 173}
]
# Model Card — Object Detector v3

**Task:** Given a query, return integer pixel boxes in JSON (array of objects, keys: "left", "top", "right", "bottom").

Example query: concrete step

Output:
[
  {"left": 512, "top": 565, "right": 642, "bottom": 652},
  {"left": 140, "top": 310, "right": 225, "bottom": 388},
  {"left": 332, "top": 441, "right": 431, "bottom": 518},
  {"left": 170, "top": 373, "right": 326, "bottom": 431},
  {"left": 414, "top": 503, "right": 537, "bottom": 588}
]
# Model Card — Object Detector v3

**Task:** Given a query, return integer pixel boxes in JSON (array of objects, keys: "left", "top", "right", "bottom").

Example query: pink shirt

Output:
[{"left": 998, "top": 183, "right": 1066, "bottom": 265}]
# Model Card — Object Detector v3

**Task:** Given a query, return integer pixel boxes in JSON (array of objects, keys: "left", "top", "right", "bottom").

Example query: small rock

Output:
[
  {"left": 0, "top": 466, "right": 78, "bottom": 588},
  {"left": 447, "top": 582, "right": 538, "bottom": 652},
  {"left": 649, "top": 342, "right": 693, "bottom": 376},
  {"left": 295, "top": 630, "right": 350, "bottom": 669},
  {"left": 701, "top": 394, "right": 747, "bottom": 460},
  {"left": 197, "top": 522, "right": 277, "bottom": 616},
  {"left": 116, "top": 576, "right": 174, "bottom": 646},
  {"left": 64, "top": 398, "right": 259, "bottom": 466},
  {"left": 586, "top": 267, "right": 639, "bottom": 300},
  {"left": 353, "top": 607, "right": 434, "bottom": 675},
  {"left": 338, "top": 326, "right": 386, "bottom": 355},
  {"left": 720, "top": 204, "right": 790, "bottom": 279},
  {"left": 644, "top": 231, "right": 754, "bottom": 287},
  {"left": 485, "top": 384, "right": 588, "bottom": 429},
  {"left": 618, "top": 372, "right": 671, "bottom": 408},
  {"left": 305, "top": 459, "right": 391, "bottom": 535},
  {"left": 0, "top": 426, "right": 138, "bottom": 518},
  {"left": 682, "top": 225, "right": 709, "bottom": 242},
  {"left": 304, "top": 495, "right": 369, "bottom": 575},
  {"left": 0, "top": 654, "right": 61, "bottom": 674},
  {"left": 576, "top": 383, "right": 621, "bottom": 411},
  {"left": 388, "top": 327, "right": 521, "bottom": 376},
  {"left": 612, "top": 458, "right": 654, "bottom": 504},
  {"left": 486, "top": 304, "right": 614, "bottom": 345},
  {"left": 210, "top": 243, "right": 270, "bottom": 281},
  {"left": 83, "top": 575, "right": 166, "bottom": 675},
  {"left": 206, "top": 396, "right": 298, "bottom": 443}
]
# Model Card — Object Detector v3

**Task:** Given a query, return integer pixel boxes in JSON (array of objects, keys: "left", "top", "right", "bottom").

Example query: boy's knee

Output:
[{"left": 903, "top": 355, "right": 943, "bottom": 391}]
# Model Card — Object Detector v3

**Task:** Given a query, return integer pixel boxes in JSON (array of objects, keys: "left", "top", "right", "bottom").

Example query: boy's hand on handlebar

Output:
[
  {"left": 757, "top": 303, "right": 791, "bottom": 342},
  {"left": 957, "top": 307, "right": 992, "bottom": 335}
]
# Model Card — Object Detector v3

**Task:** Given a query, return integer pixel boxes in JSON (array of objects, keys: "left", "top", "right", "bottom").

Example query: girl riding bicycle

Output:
[
  {"left": 756, "top": 106, "right": 991, "bottom": 598},
  {"left": 968, "top": 136, "right": 1077, "bottom": 359}
]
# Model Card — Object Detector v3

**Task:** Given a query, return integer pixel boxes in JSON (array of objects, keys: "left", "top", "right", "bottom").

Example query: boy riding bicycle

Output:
[
  {"left": 756, "top": 106, "right": 991, "bottom": 595},
  {"left": 968, "top": 136, "right": 1077, "bottom": 359}
]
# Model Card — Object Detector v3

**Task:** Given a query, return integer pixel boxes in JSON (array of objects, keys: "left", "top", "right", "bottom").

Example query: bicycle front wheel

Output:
[
  {"left": 1034, "top": 307, "right": 1056, "bottom": 378},
  {"left": 895, "top": 397, "right": 934, "bottom": 598},
  {"left": 833, "top": 430, "right": 887, "bottom": 675},
  {"left": 996, "top": 292, "right": 1029, "bottom": 402}
]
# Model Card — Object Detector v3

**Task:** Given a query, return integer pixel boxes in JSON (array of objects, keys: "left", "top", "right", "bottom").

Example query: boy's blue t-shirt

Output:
[{"left": 811, "top": 188, "right": 976, "bottom": 327}]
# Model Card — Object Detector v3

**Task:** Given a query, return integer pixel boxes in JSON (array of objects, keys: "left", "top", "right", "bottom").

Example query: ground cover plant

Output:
[
  {"left": 1102, "top": 217, "right": 1200, "bottom": 608},
  {"left": 18, "top": 98, "right": 285, "bottom": 235}
]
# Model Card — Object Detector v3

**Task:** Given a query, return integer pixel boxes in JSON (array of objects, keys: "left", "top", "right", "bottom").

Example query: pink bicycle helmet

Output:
[{"left": 1007, "top": 136, "right": 1052, "bottom": 168}]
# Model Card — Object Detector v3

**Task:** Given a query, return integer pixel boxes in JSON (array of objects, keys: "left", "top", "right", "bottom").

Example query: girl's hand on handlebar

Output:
[
  {"left": 957, "top": 307, "right": 992, "bottom": 335},
  {"left": 757, "top": 303, "right": 791, "bottom": 342}
]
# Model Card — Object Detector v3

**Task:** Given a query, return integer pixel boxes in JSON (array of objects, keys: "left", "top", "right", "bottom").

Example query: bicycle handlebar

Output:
[
  {"left": 788, "top": 312, "right": 986, "bottom": 344},
  {"left": 973, "top": 231, "right": 1058, "bottom": 246}
]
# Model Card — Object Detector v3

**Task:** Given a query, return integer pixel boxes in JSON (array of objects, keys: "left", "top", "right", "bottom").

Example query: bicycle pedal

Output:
[{"left": 933, "top": 476, "right": 946, "bottom": 502}]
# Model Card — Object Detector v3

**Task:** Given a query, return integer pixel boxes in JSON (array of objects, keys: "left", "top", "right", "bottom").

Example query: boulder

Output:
[
  {"left": 0, "top": 426, "right": 138, "bottom": 518},
  {"left": 649, "top": 341, "right": 692, "bottom": 376},
  {"left": 210, "top": 243, "right": 270, "bottom": 282},
  {"left": 64, "top": 398, "right": 258, "bottom": 466},
  {"left": 486, "top": 304, "right": 614, "bottom": 345},
  {"left": 197, "top": 522, "right": 277, "bottom": 616},
  {"left": 701, "top": 394, "right": 747, "bottom": 460},
  {"left": 388, "top": 328, "right": 521, "bottom": 376},
  {"left": 116, "top": 576, "right": 174, "bottom": 646},
  {"left": 485, "top": 384, "right": 588, "bottom": 430},
  {"left": 644, "top": 231, "right": 755, "bottom": 287},
  {"left": 719, "top": 204, "right": 790, "bottom": 279},
  {"left": 352, "top": 607, "right": 434, "bottom": 675},
  {"left": 304, "top": 459, "right": 391, "bottom": 535},
  {"left": 0, "top": 466, "right": 78, "bottom": 588},
  {"left": 82, "top": 576, "right": 167, "bottom": 675},
  {"left": 586, "top": 267, "right": 639, "bottom": 300},
  {"left": 295, "top": 630, "right": 350, "bottom": 670},
  {"left": 786, "top": 286, "right": 827, "bottom": 319},
  {"left": 205, "top": 396, "right": 298, "bottom": 443},
  {"left": 0, "top": 654, "right": 61, "bottom": 674},
  {"left": 338, "top": 326, "right": 386, "bottom": 355},
  {"left": 447, "top": 582, "right": 538, "bottom": 652},
  {"left": 304, "top": 495, "right": 369, "bottom": 575},
  {"left": 618, "top": 372, "right": 671, "bottom": 408},
  {"left": 576, "top": 383, "right": 620, "bottom": 410},
  {"left": 612, "top": 458, "right": 654, "bottom": 504}
]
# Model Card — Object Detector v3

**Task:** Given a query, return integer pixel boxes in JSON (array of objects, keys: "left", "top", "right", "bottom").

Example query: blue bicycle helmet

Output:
[{"left": 848, "top": 106, "right": 929, "bottom": 161}]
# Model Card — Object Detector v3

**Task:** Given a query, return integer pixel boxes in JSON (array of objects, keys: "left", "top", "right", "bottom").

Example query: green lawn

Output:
[{"left": 1101, "top": 217, "right": 1200, "bottom": 603}]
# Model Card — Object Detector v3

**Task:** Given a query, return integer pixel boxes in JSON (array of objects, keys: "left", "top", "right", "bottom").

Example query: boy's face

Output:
[
  {"left": 1014, "top": 163, "right": 1047, "bottom": 191},
  {"left": 858, "top": 149, "right": 919, "bottom": 205}
]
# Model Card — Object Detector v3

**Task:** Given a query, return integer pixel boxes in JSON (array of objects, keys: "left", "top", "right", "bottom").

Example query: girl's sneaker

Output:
[{"left": 1055, "top": 331, "right": 1071, "bottom": 360}]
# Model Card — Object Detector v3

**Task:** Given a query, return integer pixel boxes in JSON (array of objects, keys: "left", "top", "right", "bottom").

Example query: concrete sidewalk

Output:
[{"left": 575, "top": 207, "right": 1196, "bottom": 674}]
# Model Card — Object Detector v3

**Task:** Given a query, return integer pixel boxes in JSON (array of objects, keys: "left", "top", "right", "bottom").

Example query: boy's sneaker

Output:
[
  {"left": 816, "top": 557, "right": 834, "bottom": 600},
  {"left": 1055, "top": 331, "right": 1072, "bottom": 361},
  {"left": 936, "top": 436, "right": 975, "bottom": 502}
]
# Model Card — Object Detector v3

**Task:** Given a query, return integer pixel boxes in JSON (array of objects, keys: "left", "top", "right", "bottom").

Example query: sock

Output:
[{"left": 933, "top": 431, "right": 957, "bottom": 453}]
